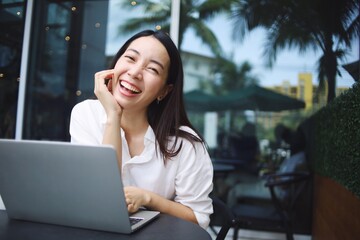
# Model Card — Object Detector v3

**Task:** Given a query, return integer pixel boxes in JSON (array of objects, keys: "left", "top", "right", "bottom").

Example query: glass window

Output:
[
  {"left": 17, "top": 0, "right": 170, "bottom": 140},
  {"left": 23, "top": 1, "right": 106, "bottom": 140}
]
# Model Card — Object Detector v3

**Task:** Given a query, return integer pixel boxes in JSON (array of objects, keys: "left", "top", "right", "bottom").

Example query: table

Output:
[
  {"left": 212, "top": 158, "right": 248, "bottom": 168},
  {"left": 212, "top": 162, "right": 236, "bottom": 200},
  {"left": 213, "top": 162, "right": 235, "bottom": 178},
  {"left": 0, "top": 210, "right": 212, "bottom": 240},
  {"left": 213, "top": 162, "right": 235, "bottom": 173}
]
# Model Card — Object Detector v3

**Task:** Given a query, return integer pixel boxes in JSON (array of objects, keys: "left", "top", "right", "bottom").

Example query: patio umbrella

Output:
[
  {"left": 221, "top": 85, "right": 306, "bottom": 136},
  {"left": 224, "top": 85, "right": 306, "bottom": 112},
  {"left": 184, "top": 89, "right": 223, "bottom": 112},
  {"left": 342, "top": 60, "right": 359, "bottom": 82}
]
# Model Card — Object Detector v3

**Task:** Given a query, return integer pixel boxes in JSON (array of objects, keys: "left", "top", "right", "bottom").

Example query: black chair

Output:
[
  {"left": 209, "top": 195, "right": 238, "bottom": 240},
  {"left": 210, "top": 169, "right": 311, "bottom": 240},
  {"left": 228, "top": 151, "right": 312, "bottom": 240}
]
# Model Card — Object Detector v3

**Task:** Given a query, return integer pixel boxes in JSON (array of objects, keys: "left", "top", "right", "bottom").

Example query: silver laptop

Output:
[{"left": 0, "top": 139, "right": 159, "bottom": 233}]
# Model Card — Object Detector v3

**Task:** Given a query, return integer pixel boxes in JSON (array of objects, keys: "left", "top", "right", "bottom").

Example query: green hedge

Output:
[{"left": 308, "top": 82, "right": 360, "bottom": 198}]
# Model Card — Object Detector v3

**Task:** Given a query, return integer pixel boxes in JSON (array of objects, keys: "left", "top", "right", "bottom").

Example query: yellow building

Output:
[
  {"left": 297, "top": 73, "right": 313, "bottom": 109},
  {"left": 269, "top": 75, "right": 312, "bottom": 108},
  {"left": 271, "top": 73, "right": 333, "bottom": 109}
]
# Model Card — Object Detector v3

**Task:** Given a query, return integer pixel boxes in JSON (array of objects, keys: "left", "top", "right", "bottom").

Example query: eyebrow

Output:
[{"left": 127, "top": 48, "right": 165, "bottom": 70}]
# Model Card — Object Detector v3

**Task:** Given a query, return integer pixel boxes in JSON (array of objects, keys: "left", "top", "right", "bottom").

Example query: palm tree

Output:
[
  {"left": 231, "top": 0, "right": 359, "bottom": 102},
  {"left": 206, "top": 58, "right": 259, "bottom": 95},
  {"left": 117, "top": 0, "right": 236, "bottom": 56}
]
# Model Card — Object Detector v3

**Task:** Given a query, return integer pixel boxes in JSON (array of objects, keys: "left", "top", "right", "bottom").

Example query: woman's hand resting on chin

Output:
[{"left": 94, "top": 69, "right": 123, "bottom": 118}]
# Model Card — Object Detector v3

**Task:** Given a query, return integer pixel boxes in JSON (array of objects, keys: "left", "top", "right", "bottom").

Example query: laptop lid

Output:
[{"left": 0, "top": 139, "right": 159, "bottom": 233}]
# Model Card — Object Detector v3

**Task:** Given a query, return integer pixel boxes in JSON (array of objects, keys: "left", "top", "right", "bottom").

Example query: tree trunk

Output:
[
  {"left": 325, "top": 51, "right": 337, "bottom": 102},
  {"left": 324, "top": 35, "right": 337, "bottom": 103}
]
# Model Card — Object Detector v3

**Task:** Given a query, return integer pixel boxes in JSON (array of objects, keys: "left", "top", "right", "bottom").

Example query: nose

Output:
[{"left": 127, "top": 63, "right": 143, "bottom": 80}]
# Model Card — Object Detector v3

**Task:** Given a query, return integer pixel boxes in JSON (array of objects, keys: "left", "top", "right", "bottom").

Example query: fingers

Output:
[
  {"left": 95, "top": 69, "right": 114, "bottom": 82},
  {"left": 124, "top": 187, "right": 142, "bottom": 213},
  {"left": 93, "top": 69, "right": 123, "bottom": 117},
  {"left": 127, "top": 203, "right": 137, "bottom": 213},
  {"left": 94, "top": 70, "right": 114, "bottom": 96},
  {"left": 126, "top": 196, "right": 139, "bottom": 213}
]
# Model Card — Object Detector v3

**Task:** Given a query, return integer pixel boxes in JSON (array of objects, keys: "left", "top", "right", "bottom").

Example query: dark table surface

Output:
[
  {"left": 213, "top": 162, "right": 236, "bottom": 172},
  {"left": 0, "top": 210, "right": 212, "bottom": 240},
  {"left": 212, "top": 158, "right": 248, "bottom": 167},
  {"left": 212, "top": 161, "right": 236, "bottom": 178}
]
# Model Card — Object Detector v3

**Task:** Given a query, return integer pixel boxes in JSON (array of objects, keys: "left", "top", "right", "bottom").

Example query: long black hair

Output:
[{"left": 109, "top": 30, "right": 205, "bottom": 161}]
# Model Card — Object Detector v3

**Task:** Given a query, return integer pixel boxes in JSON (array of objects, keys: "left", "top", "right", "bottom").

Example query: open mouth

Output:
[{"left": 120, "top": 81, "right": 142, "bottom": 94}]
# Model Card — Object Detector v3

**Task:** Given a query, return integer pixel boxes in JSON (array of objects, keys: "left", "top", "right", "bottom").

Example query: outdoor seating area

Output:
[
  {"left": 211, "top": 150, "right": 313, "bottom": 240},
  {"left": 198, "top": 85, "right": 313, "bottom": 239},
  {"left": 209, "top": 83, "right": 360, "bottom": 240},
  {"left": 193, "top": 85, "right": 312, "bottom": 240}
]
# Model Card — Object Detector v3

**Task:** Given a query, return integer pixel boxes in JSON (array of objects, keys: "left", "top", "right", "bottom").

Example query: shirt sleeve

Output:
[
  {"left": 69, "top": 100, "right": 104, "bottom": 145},
  {"left": 174, "top": 138, "right": 214, "bottom": 229}
]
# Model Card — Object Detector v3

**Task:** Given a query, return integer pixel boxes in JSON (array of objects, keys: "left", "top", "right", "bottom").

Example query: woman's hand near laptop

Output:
[{"left": 124, "top": 186, "right": 198, "bottom": 225}]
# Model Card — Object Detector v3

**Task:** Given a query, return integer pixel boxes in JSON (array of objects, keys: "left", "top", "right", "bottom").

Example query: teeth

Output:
[{"left": 121, "top": 81, "right": 141, "bottom": 93}]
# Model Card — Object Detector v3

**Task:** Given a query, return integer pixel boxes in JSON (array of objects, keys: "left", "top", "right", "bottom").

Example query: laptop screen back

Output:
[{"left": 0, "top": 139, "right": 135, "bottom": 233}]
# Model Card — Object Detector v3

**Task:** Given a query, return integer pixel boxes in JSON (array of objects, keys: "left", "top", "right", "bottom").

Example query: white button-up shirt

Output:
[{"left": 69, "top": 100, "right": 213, "bottom": 229}]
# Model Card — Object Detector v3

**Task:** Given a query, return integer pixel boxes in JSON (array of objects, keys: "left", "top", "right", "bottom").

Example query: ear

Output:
[{"left": 157, "top": 84, "right": 173, "bottom": 101}]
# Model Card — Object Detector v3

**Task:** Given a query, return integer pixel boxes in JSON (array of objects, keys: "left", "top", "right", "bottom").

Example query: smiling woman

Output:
[
  {"left": 109, "top": 36, "right": 170, "bottom": 105},
  {"left": 69, "top": 30, "right": 214, "bottom": 229}
]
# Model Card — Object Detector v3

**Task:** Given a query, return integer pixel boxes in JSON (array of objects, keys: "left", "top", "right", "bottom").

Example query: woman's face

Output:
[{"left": 112, "top": 36, "right": 171, "bottom": 111}]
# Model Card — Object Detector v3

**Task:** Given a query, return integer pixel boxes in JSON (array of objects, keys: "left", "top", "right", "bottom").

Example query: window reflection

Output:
[
  {"left": 1, "top": 0, "right": 173, "bottom": 141},
  {"left": 19, "top": 0, "right": 158, "bottom": 141},
  {"left": 0, "top": 0, "right": 26, "bottom": 139},
  {"left": 24, "top": 1, "right": 86, "bottom": 140}
]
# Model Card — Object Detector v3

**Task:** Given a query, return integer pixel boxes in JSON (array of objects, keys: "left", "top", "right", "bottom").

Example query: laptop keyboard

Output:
[{"left": 130, "top": 217, "right": 144, "bottom": 226}]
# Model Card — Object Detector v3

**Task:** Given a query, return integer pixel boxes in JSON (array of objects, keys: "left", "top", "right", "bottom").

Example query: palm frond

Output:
[
  {"left": 230, "top": 2, "right": 250, "bottom": 42},
  {"left": 190, "top": 19, "right": 223, "bottom": 57},
  {"left": 342, "top": 14, "right": 360, "bottom": 46},
  {"left": 198, "top": 0, "right": 235, "bottom": 19}
]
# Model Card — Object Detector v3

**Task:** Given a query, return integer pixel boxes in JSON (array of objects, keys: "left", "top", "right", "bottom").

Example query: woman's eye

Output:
[
  {"left": 148, "top": 67, "right": 159, "bottom": 74},
  {"left": 124, "top": 55, "right": 135, "bottom": 61}
]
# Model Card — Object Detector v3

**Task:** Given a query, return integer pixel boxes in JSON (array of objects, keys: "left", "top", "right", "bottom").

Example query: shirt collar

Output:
[{"left": 143, "top": 125, "right": 156, "bottom": 148}]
